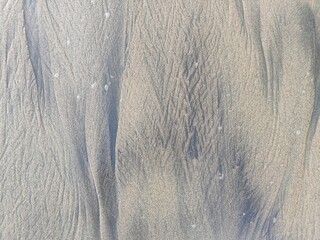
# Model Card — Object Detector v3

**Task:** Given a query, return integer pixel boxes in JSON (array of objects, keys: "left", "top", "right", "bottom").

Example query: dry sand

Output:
[{"left": 1, "top": 0, "right": 320, "bottom": 239}]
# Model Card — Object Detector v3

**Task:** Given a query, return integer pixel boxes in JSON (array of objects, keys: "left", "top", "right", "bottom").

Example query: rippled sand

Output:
[{"left": 1, "top": 1, "right": 320, "bottom": 239}]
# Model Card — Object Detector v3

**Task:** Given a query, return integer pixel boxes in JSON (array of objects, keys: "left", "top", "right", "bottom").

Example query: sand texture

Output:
[{"left": 1, "top": 0, "right": 320, "bottom": 239}]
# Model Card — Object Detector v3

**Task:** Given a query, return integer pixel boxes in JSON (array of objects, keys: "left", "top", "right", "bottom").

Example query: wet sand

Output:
[{"left": 1, "top": 0, "right": 320, "bottom": 239}]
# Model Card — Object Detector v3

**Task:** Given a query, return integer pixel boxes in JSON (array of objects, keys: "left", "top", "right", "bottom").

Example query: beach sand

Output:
[{"left": 1, "top": 0, "right": 320, "bottom": 239}]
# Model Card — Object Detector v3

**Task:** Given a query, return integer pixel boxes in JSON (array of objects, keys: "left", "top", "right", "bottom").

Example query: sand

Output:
[{"left": 1, "top": 0, "right": 320, "bottom": 239}]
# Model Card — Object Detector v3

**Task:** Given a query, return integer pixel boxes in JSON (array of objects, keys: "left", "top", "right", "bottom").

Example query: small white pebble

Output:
[
  {"left": 54, "top": 73, "right": 59, "bottom": 78},
  {"left": 272, "top": 218, "right": 277, "bottom": 224},
  {"left": 270, "top": 181, "right": 274, "bottom": 185},
  {"left": 91, "top": 82, "right": 97, "bottom": 89},
  {"left": 67, "top": 40, "right": 70, "bottom": 45},
  {"left": 191, "top": 224, "right": 197, "bottom": 229},
  {"left": 110, "top": 74, "right": 115, "bottom": 79},
  {"left": 218, "top": 126, "right": 223, "bottom": 131},
  {"left": 105, "top": 12, "right": 111, "bottom": 19},
  {"left": 195, "top": 62, "right": 199, "bottom": 68},
  {"left": 242, "top": 212, "right": 246, "bottom": 216},
  {"left": 296, "top": 130, "right": 301, "bottom": 135},
  {"left": 104, "top": 81, "right": 111, "bottom": 91},
  {"left": 76, "top": 95, "right": 80, "bottom": 100},
  {"left": 218, "top": 173, "right": 224, "bottom": 180},
  {"left": 302, "top": 90, "right": 306, "bottom": 94}
]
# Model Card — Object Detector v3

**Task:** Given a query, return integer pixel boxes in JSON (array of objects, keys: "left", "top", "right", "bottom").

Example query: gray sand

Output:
[{"left": 1, "top": 0, "right": 320, "bottom": 239}]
